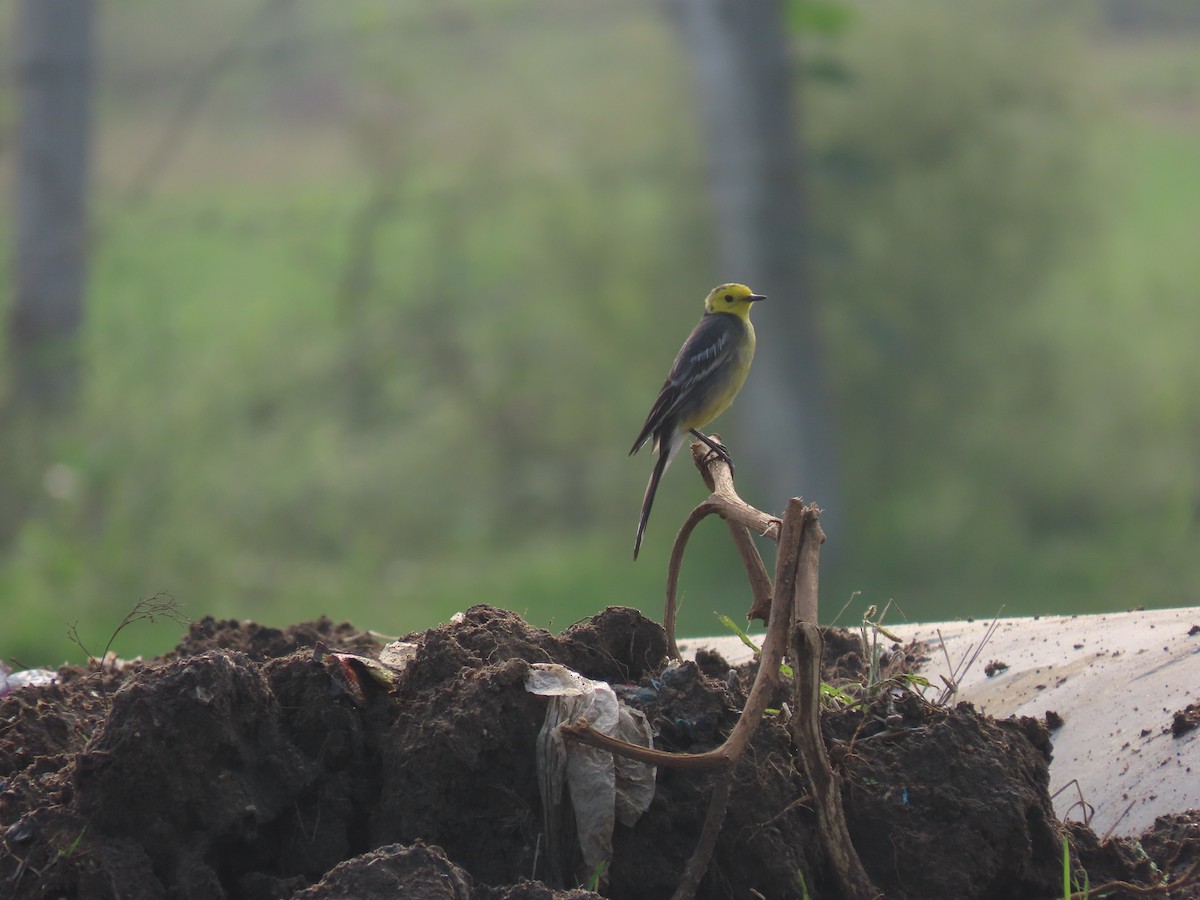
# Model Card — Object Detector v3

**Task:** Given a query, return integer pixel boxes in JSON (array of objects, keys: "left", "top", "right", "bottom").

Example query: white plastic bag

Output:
[{"left": 525, "top": 663, "right": 656, "bottom": 882}]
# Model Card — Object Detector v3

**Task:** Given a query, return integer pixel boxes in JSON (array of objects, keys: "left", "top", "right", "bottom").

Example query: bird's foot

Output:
[{"left": 690, "top": 429, "right": 734, "bottom": 473}]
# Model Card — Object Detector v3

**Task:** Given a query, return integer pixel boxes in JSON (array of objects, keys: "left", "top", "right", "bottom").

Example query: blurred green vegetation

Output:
[
  {"left": 810, "top": 5, "right": 1200, "bottom": 617},
  {"left": 1, "top": 1, "right": 1198, "bottom": 665}
]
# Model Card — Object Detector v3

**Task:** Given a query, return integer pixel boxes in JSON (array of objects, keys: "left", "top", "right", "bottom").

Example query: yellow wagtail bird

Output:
[{"left": 630, "top": 282, "right": 765, "bottom": 559}]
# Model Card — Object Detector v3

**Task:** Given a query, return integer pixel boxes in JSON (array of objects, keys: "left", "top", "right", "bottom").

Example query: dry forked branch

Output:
[
  {"left": 781, "top": 501, "right": 876, "bottom": 899},
  {"left": 564, "top": 439, "right": 787, "bottom": 769},
  {"left": 669, "top": 498, "right": 816, "bottom": 900},
  {"left": 564, "top": 442, "right": 878, "bottom": 900},
  {"left": 561, "top": 494, "right": 792, "bottom": 770},
  {"left": 663, "top": 436, "right": 780, "bottom": 658}
]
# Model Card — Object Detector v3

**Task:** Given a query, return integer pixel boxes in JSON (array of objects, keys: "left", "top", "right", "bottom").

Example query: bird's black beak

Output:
[{"left": 749, "top": 293, "right": 766, "bottom": 302}]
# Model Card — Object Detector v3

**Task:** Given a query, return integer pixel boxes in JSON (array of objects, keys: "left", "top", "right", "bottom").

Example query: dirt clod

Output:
[{"left": 1172, "top": 701, "right": 1200, "bottom": 738}]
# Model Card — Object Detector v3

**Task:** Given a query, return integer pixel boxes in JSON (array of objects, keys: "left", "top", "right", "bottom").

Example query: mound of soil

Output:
[{"left": 1, "top": 605, "right": 1197, "bottom": 898}]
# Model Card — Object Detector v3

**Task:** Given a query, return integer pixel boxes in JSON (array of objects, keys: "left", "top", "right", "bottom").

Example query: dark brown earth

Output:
[
  {"left": 1172, "top": 702, "right": 1200, "bottom": 738},
  {"left": 1, "top": 605, "right": 1198, "bottom": 899}
]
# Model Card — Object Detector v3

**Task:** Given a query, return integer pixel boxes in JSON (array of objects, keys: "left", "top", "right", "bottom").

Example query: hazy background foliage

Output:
[{"left": 1, "top": 0, "right": 1198, "bottom": 664}]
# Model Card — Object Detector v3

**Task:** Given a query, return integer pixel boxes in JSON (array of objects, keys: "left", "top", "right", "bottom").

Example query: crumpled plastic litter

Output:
[
  {"left": 0, "top": 661, "right": 57, "bottom": 697},
  {"left": 313, "top": 640, "right": 418, "bottom": 706},
  {"left": 378, "top": 640, "right": 419, "bottom": 670},
  {"left": 525, "top": 662, "right": 656, "bottom": 883}
]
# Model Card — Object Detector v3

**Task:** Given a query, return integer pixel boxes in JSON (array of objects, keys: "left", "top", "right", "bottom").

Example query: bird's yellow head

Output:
[{"left": 704, "top": 283, "right": 766, "bottom": 319}]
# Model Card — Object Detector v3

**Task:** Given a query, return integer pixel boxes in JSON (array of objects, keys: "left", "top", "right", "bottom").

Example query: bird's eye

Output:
[{"left": 724, "top": 294, "right": 733, "bottom": 303}]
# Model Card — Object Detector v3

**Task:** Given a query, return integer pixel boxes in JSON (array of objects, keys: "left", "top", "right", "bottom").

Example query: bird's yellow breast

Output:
[{"left": 679, "top": 317, "right": 755, "bottom": 432}]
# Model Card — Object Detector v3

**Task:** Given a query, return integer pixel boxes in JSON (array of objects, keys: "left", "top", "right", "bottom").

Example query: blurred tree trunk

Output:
[
  {"left": 668, "top": 0, "right": 841, "bottom": 539},
  {"left": 1, "top": 0, "right": 94, "bottom": 547},
  {"left": 8, "top": 0, "right": 94, "bottom": 413}
]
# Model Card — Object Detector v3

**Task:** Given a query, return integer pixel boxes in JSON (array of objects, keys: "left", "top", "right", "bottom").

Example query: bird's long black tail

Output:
[{"left": 634, "top": 446, "right": 671, "bottom": 560}]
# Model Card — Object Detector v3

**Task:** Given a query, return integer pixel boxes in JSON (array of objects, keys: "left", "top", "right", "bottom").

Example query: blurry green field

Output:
[{"left": 2, "top": 6, "right": 1199, "bottom": 666}]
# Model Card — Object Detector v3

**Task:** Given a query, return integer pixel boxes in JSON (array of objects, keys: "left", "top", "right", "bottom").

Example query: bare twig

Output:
[
  {"left": 66, "top": 592, "right": 189, "bottom": 706},
  {"left": 1100, "top": 800, "right": 1135, "bottom": 843},
  {"left": 732, "top": 523, "right": 776, "bottom": 624},
  {"left": 689, "top": 435, "right": 782, "bottom": 542},
  {"left": 663, "top": 438, "right": 779, "bottom": 658},
  {"left": 1050, "top": 779, "right": 1095, "bottom": 828},
  {"left": 565, "top": 464, "right": 796, "bottom": 900},
  {"left": 670, "top": 777, "right": 733, "bottom": 900},
  {"left": 782, "top": 501, "right": 878, "bottom": 900},
  {"left": 935, "top": 610, "right": 1005, "bottom": 706},
  {"left": 935, "top": 630, "right": 963, "bottom": 704},
  {"left": 665, "top": 491, "right": 798, "bottom": 900},
  {"left": 574, "top": 451, "right": 877, "bottom": 898},
  {"left": 829, "top": 590, "right": 863, "bottom": 628},
  {"left": 1073, "top": 854, "right": 1200, "bottom": 898},
  {"left": 567, "top": 496, "right": 793, "bottom": 769},
  {"left": 664, "top": 500, "right": 722, "bottom": 660},
  {"left": 67, "top": 592, "right": 187, "bottom": 671},
  {"left": 688, "top": 437, "right": 777, "bottom": 623},
  {"left": 558, "top": 722, "right": 732, "bottom": 769}
]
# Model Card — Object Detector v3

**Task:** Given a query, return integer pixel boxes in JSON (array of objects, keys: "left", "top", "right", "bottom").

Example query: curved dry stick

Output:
[
  {"left": 670, "top": 776, "right": 733, "bottom": 900},
  {"left": 1074, "top": 854, "right": 1200, "bottom": 899},
  {"left": 566, "top": 488, "right": 795, "bottom": 770},
  {"left": 664, "top": 500, "right": 722, "bottom": 660},
  {"left": 671, "top": 500, "right": 813, "bottom": 900},
  {"left": 565, "top": 498, "right": 802, "bottom": 900},
  {"left": 782, "top": 501, "right": 878, "bottom": 900},
  {"left": 578, "top": 452, "right": 867, "bottom": 899},
  {"left": 662, "top": 439, "right": 781, "bottom": 657},
  {"left": 691, "top": 439, "right": 778, "bottom": 622},
  {"left": 734, "top": 524, "right": 775, "bottom": 623},
  {"left": 559, "top": 721, "right": 731, "bottom": 769},
  {"left": 690, "top": 436, "right": 782, "bottom": 542},
  {"left": 563, "top": 545, "right": 791, "bottom": 771}
]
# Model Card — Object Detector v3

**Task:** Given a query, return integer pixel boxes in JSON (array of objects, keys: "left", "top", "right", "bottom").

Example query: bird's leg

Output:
[{"left": 689, "top": 429, "right": 734, "bottom": 473}]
